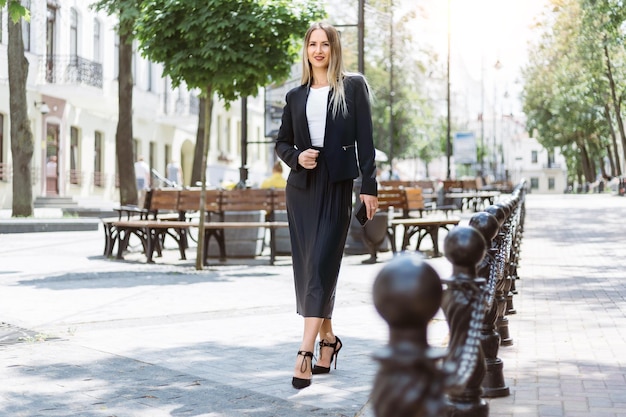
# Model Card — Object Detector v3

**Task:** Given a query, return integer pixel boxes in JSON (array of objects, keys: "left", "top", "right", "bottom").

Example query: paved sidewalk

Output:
[{"left": 0, "top": 193, "right": 624, "bottom": 416}]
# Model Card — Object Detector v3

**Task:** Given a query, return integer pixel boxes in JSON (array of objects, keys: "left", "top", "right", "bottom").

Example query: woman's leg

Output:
[
  {"left": 293, "top": 317, "right": 324, "bottom": 379},
  {"left": 316, "top": 318, "right": 338, "bottom": 368}
]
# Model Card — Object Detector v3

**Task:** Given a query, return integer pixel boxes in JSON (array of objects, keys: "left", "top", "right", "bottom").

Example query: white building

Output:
[
  {"left": 0, "top": 0, "right": 273, "bottom": 210},
  {"left": 506, "top": 135, "right": 568, "bottom": 194}
]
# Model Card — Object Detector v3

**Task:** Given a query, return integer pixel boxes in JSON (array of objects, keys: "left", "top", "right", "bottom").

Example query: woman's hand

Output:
[
  {"left": 298, "top": 148, "right": 320, "bottom": 170},
  {"left": 360, "top": 194, "right": 379, "bottom": 220}
]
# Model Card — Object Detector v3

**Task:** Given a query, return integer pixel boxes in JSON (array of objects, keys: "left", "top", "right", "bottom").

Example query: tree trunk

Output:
[
  {"left": 191, "top": 97, "right": 206, "bottom": 186},
  {"left": 117, "top": 29, "right": 137, "bottom": 206},
  {"left": 580, "top": 142, "right": 594, "bottom": 185},
  {"left": 604, "top": 103, "right": 621, "bottom": 176},
  {"left": 8, "top": 16, "right": 34, "bottom": 217},
  {"left": 194, "top": 84, "right": 213, "bottom": 271},
  {"left": 604, "top": 44, "right": 626, "bottom": 166},
  {"left": 195, "top": 85, "right": 214, "bottom": 270}
]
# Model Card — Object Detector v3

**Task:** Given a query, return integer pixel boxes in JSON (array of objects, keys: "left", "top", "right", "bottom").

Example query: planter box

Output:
[{"left": 206, "top": 211, "right": 265, "bottom": 258}]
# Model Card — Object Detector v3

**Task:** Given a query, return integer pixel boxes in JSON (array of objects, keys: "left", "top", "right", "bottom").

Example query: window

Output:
[
  {"left": 164, "top": 144, "right": 171, "bottom": 171},
  {"left": 147, "top": 61, "right": 153, "bottom": 92},
  {"left": 22, "top": 0, "right": 31, "bottom": 51},
  {"left": 530, "top": 177, "right": 539, "bottom": 189},
  {"left": 132, "top": 41, "right": 137, "bottom": 86},
  {"left": 149, "top": 141, "right": 156, "bottom": 173},
  {"left": 93, "top": 19, "right": 101, "bottom": 63},
  {"left": 531, "top": 150, "right": 538, "bottom": 164},
  {"left": 94, "top": 131, "right": 103, "bottom": 187},
  {"left": 0, "top": 113, "right": 5, "bottom": 181},
  {"left": 547, "top": 151, "right": 555, "bottom": 168},
  {"left": 70, "top": 8, "right": 78, "bottom": 61},
  {"left": 114, "top": 35, "right": 119, "bottom": 79},
  {"left": 70, "top": 126, "right": 81, "bottom": 184},
  {"left": 133, "top": 139, "right": 139, "bottom": 160},
  {"left": 548, "top": 177, "right": 555, "bottom": 190}
]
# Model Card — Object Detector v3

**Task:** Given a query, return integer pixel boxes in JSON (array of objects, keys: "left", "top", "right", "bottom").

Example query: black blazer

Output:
[{"left": 275, "top": 74, "right": 378, "bottom": 196}]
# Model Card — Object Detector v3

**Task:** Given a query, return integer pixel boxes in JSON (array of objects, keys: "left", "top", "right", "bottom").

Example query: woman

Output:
[{"left": 275, "top": 22, "right": 379, "bottom": 389}]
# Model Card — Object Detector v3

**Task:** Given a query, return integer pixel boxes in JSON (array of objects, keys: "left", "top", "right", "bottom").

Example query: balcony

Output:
[{"left": 44, "top": 55, "right": 103, "bottom": 88}]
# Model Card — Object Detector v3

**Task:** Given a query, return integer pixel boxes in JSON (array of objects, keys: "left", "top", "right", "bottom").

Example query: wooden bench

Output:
[
  {"left": 201, "top": 188, "right": 288, "bottom": 265},
  {"left": 107, "top": 188, "right": 289, "bottom": 265},
  {"left": 104, "top": 188, "right": 184, "bottom": 259},
  {"left": 388, "top": 217, "right": 460, "bottom": 257},
  {"left": 375, "top": 187, "right": 460, "bottom": 257}
]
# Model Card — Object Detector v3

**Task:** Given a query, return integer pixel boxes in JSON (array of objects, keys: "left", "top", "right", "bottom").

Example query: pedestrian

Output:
[
  {"left": 260, "top": 160, "right": 287, "bottom": 189},
  {"left": 274, "top": 22, "right": 379, "bottom": 390},
  {"left": 166, "top": 160, "right": 182, "bottom": 186},
  {"left": 134, "top": 156, "right": 150, "bottom": 190},
  {"left": 134, "top": 156, "right": 150, "bottom": 206}
]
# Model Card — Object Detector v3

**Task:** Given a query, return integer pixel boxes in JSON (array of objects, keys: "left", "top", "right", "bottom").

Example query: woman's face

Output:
[{"left": 307, "top": 28, "right": 330, "bottom": 71}]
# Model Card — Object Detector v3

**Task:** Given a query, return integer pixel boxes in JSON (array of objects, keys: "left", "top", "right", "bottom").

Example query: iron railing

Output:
[{"left": 44, "top": 55, "right": 103, "bottom": 88}]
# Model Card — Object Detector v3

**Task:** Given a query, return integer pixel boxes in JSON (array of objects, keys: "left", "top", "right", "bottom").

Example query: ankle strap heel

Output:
[{"left": 312, "top": 336, "right": 343, "bottom": 374}]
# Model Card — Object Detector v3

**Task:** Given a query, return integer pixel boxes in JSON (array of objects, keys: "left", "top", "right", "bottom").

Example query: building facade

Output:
[{"left": 0, "top": 0, "right": 272, "bottom": 209}]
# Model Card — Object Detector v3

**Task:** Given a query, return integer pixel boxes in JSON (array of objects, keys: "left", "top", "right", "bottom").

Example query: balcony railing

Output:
[
  {"left": 0, "top": 163, "right": 10, "bottom": 182},
  {"left": 69, "top": 169, "right": 83, "bottom": 185},
  {"left": 44, "top": 55, "right": 103, "bottom": 88},
  {"left": 93, "top": 171, "right": 105, "bottom": 188}
]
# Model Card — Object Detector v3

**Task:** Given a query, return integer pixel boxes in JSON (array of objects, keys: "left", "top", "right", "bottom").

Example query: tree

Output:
[
  {"left": 135, "top": 0, "right": 324, "bottom": 269},
  {"left": 90, "top": 0, "right": 139, "bottom": 206},
  {"left": 361, "top": 0, "right": 443, "bottom": 177},
  {"left": 3, "top": 0, "right": 32, "bottom": 217},
  {"left": 522, "top": 0, "right": 626, "bottom": 186}
]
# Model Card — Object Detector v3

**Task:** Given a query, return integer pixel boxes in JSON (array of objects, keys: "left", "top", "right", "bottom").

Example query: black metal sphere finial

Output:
[
  {"left": 484, "top": 204, "right": 506, "bottom": 226},
  {"left": 373, "top": 253, "right": 442, "bottom": 328},
  {"left": 469, "top": 212, "right": 500, "bottom": 244},
  {"left": 443, "top": 226, "right": 487, "bottom": 270}
]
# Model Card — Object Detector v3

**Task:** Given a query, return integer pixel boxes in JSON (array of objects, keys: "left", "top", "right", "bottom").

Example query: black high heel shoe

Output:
[
  {"left": 312, "top": 336, "right": 342, "bottom": 375},
  {"left": 292, "top": 350, "right": 314, "bottom": 389}
]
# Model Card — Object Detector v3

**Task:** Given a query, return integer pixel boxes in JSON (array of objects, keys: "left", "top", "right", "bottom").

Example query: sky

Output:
[
  {"left": 419, "top": 0, "right": 550, "bottom": 118},
  {"left": 322, "top": 0, "right": 551, "bottom": 119}
]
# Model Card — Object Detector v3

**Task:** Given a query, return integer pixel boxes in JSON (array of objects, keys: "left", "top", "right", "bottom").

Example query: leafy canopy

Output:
[
  {"left": 135, "top": 0, "right": 325, "bottom": 102},
  {"left": 1, "top": 0, "right": 29, "bottom": 22}
]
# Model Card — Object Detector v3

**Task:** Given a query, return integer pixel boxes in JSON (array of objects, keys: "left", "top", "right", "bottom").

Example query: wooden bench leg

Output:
[
  {"left": 203, "top": 229, "right": 226, "bottom": 265},
  {"left": 145, "top": 227, "right": 157, "bottom": 263},
  {"left": 117, "top": 229, "right": 131, "bottom": 259},
  {"left": 103, "top": 223, "right": 115, "bottom": 256}
]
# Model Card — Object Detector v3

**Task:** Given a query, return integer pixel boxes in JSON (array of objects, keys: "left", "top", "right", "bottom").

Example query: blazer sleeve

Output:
[
  {"left": 352, "top": 76, "right": 378, "bottom": 196},
  {"left": 275, "top": 89, "right": 302, "bottom": 172}
]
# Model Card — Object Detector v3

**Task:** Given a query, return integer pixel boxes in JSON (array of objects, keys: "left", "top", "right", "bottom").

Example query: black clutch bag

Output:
[{"left": 355, "top": 201, "right": 368, "bottom": 226}]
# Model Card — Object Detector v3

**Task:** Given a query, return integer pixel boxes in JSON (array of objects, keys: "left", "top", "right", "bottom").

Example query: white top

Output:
[{"left": 306, "top": 86, "right": 329, "bottom": 147}]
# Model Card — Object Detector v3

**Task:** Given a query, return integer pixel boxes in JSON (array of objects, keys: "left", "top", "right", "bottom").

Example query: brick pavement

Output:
[{"left": 0, "top": 193, "right": 624, "bottom": 416}]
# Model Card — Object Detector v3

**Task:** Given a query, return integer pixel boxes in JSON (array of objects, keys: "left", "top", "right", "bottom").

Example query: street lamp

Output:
[
  {"left": 493, "top": 60, "right": 502, "bottom": 180},
  {"left": 446, "top": 0, "right": 452, "bottom": 180}
]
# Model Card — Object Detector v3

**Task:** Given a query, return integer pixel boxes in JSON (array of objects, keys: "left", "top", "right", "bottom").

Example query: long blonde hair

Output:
[{"left": 300, "top": 22, "right": 349, "bottom": 119}]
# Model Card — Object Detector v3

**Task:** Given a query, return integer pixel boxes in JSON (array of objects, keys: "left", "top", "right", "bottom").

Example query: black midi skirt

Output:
[{"left": 286, "top": 149, "right": 353, "bottom": 319}]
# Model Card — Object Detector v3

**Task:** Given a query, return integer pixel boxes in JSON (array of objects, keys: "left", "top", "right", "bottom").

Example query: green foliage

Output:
[
  {"left": 90, "top": 0, "right": 142, "bottom": 40},
  {"left": 135, "top": 0, "right": 325, "bottom": 103},
  {"left": 521, "top": 0, "right": 626, "bottom": 181},
  {"left": 363, "top": 1, "right": 442, "bottom": 165},
  {"left": 1, "top": 0, "right": 29, "bottom": 22}
]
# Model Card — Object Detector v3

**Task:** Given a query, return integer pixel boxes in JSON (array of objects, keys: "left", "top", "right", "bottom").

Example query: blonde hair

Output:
[{"left": 300, "top": 22, "right": 349, "bottom": 119}]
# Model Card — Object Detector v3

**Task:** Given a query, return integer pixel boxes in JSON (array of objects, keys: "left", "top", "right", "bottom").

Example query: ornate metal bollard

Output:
[
  {"left": 441, "top": 225, "right": 489, "bottom": 417},
  {"left": 469, "top": 211, "right": 510, "bottom": 398},
  {"left": 483, "top": 204, "right": 513, "bottom": 347},
  {"left": 371, "top": 225, "right": 488, "bottom": 417},
  {"left": 371, "top": 254, "right": 446, "bottom": 417}
]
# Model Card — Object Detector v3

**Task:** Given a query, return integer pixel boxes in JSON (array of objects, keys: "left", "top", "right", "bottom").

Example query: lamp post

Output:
[
  {"left": 446, "top": 0, "right": 452, "bottom": 180},
  {"left": 493, "top": 60, "right": 502, "bottom": 180},
  {"left": 388, "top": 0, "right": 394, "bottom": 179}
]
